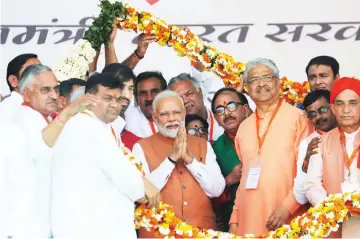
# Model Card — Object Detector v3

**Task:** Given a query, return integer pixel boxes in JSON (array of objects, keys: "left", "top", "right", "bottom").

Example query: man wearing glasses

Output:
[
  {"left": 293, "top": 90, "right": 337, "bottom": 207},
  {"left": 229, "top": 58, "right": 312, "bottom": 236},
  {"left": 211, "top": 87, "right": 251, "bottom": 231}
]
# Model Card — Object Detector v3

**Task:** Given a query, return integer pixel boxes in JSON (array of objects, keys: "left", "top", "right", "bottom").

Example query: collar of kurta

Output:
[
  {"left": 21, "top": 102, "right": 58, "bottom": 124},
  {"left": 224, "top": 131, "right": 236, "bottom": 141}
]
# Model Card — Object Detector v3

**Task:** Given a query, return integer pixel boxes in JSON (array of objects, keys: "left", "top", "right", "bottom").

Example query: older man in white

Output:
[
  {"left": 12, "top": 64, "right": 101, "bottom": 238},
  {"left": 133, "top": 90, "right": 225, "bottom": 237},
  {"left": 51, "top": 73, "right": 160, "bottom": 239}
]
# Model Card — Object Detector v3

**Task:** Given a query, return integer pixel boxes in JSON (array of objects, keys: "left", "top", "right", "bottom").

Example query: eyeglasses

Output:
[
  {"left": 247, "top": 75, "right": 275, "bottom": 84},
  {"left": 306, "top": 106, "right": 329, "bottom": 119},
  {"left": 215, "top": 101, "right": 243, "bottom": 116},
  {"left": 187, "top": 127, "right": 208, "bottom": 136}
]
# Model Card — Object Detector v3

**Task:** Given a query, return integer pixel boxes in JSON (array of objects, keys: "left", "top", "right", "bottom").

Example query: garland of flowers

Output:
[{"left": 125, "top": 142, "right": 360, "bottom": 239}]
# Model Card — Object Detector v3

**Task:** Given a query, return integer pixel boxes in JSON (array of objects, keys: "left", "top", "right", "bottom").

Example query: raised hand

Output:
[
  {"left": 135, "top": 34, "right": 158, "bottom": 58},
  {"left": 266, "top": 204, "right": 290, "bottom": 231},
  {"left": 142, "top": 177, "right": 161, "bottom": 209},
  {"left": 168, "top": 126, "right": 184, "bottom": 162},
  {"left": 303, "top": 137, "right": 321, "bottom": 172},
  {"left": 180, "top": 125, "right": 194, "bottom": 164},
  {"left": 60, "top": 93, "right": 100, "bottom": 122}
]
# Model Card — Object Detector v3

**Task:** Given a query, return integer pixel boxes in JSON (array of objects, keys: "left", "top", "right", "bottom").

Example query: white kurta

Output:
[
  {"left": 0, "top": 123, "right": 41, "bottom": 239},
  {"left": 293, "top": 131, "right": 321, "bottom": 204},
  {"left": 51, "top": 110, "right": 144, "bottom": 239},
  {"left": 132, "top": 141, "right": 225, "bottom": 198},
  {"left": 0, "top": 91, "right": 23, "bottom": 123},
  {"left": 12, "top": 105, "right": 53, "bottom": 239}
]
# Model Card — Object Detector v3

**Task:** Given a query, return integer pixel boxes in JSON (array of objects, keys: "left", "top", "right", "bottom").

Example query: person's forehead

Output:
[
  {"left": 308, "top": 64, "right": 332, "bottom": 74},
  {"left": 172, "top": 80, "right": 195, "bottom": 92},
  {"left": 98, "top": 85, "right": 121, "bottom": 95},
  {"left": 124, "top": 79, "right": 134, "bottom": 86},
  {"left": 307, "top": 97, "right": 329, "bottom": 110},
  {"left": 215, "top": 91, "right": 238, "bottom": 106},
  {"left": 138, "top": 77, "right": 161, "bottom": 90},
  {"left": 335, "top": 89, "right": 360, "bottom": 100},
  {"left": 188, "top": 119, "right": 204, "bottom": 127},
  {"left": 157, "top": 97, "right": 182, "bottom": 110},
  {"left": 248, "top": 65, "right": 273, "bottom": 76}
]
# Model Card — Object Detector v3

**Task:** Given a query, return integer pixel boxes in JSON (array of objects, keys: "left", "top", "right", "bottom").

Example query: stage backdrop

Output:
[{"left": 1, "top": 0, "right": 359, "bottom": 100}]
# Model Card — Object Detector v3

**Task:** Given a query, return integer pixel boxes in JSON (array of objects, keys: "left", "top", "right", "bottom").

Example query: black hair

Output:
[
  {"left": 101, "top": 63, "right": 136, "bottom": 84},
  {"left": 59, "top": 78, "right": 87, "bottom": 99},
  {"left": 211, "top": 88, "right": 249, "bottom": 113},
  {"left": 6, "top": 53, "right": 38, "bottom": 91},
  {"left": 134, "top": 71, "right": 167, "bottom": 97},
  {"left": 305, "top": 56, "right": 340, "bottom": 77},
  {"left": 185, "top": 114, "right": 209, "bottom": 129},
  {"left": 85, "top": 73, "right": 124, "bottom": 94},
  {"left": 303, "top": 89, "right": 331, "bottom": 109}
]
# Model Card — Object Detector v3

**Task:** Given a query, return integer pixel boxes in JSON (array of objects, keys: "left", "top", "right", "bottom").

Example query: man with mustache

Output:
[
  {"left": 168, "top": 73, "right": 224, "bottom": 142},
  {"left": 305, "top": 77, "right": 360, "bottom": 238},
  {"left": 211, "top": 88, "right": 252, "bottom": 231},
  {"left": 125, "top": 71, "right": 168, "bottom": 138},
  {"left": 293, "top": 90, "right": 337, "bottom": 206},
  {"left": 0, "top": 53, "right": 40, "bottom": 123},
  {"left": 102, "top": 63, "right": 142, "bottom": 150},
  {"left": 297, "top": 55, "right": 340, "bottom": 109},
  {"left": 229, "top": 58, "right": 313, "bottom": 236},
  {"left": 132, "top": 90, "right": 225, "bottom": 238},
  {"left": 51, "top": 73, "right": 160, "bottom": 239},
  {"left": 11, "top": 64, "right": 100, "bottom": 238}
]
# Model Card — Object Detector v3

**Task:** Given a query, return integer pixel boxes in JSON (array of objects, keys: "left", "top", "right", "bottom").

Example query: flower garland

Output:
[
  {"left": 127, "top": 141, "right": 360, "bottom": 239},
  {"left": 54, "top": 40, "right": 96, "bottom": 82},
  {"left": 280, "top": 77, "right": 310, "bottom": 106}
]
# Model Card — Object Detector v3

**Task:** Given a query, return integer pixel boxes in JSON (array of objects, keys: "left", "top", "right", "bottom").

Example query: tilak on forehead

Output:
[{"left": 330, "top": 77, "right": 360, "bottom": 103}]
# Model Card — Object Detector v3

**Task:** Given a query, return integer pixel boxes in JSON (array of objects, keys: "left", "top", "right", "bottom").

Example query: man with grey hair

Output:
[
  {"left": 11, "top": 64, "right": 100, "bottom": 239},
  {"left": 132, "top": 90, "right": 225, "bottom": 238},
  {"left": 229, "top": 58, "right": 313, "bottom": 236},
  {"left": 168, "top": 73, "right": 224, "bottom": 142}
]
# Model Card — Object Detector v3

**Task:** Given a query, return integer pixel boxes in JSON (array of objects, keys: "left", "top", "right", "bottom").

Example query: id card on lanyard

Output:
[{"left": 245, "top": 99, "right": 282, "bottom": 190}]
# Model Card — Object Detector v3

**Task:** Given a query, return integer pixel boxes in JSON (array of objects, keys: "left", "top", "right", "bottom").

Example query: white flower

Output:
[
  {"left": 326, "top": 212, "right": 335, "bottom": 219},
  {"left": 159, "top": 226, "right": 170, "bottom": 235}
]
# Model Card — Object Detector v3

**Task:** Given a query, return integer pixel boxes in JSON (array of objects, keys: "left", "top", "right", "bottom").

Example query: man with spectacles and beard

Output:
[
  {"left": 211, "top": 88, "right": 252, "bottom": 231},
  {"left": 293, "top": 90, "right": 337, "bottom": 208}
]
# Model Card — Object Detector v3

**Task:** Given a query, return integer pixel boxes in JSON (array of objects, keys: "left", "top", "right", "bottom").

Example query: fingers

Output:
[
  {"left": 139, "top": 35, "right": 158, "bottom": 44},
  {"left": 265, "top": 213, "right": 276, "bottom": 229},
  {"left": 275, "top": 220, "right": 284, "bottom": 230}
]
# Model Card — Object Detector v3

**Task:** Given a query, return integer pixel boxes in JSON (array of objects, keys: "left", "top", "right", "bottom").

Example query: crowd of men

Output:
[{"left": 1, "top": 26, "right": 360, "bottom": 239}]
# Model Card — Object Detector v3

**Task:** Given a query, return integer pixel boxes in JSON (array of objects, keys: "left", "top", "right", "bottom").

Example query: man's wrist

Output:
[
  {"left": 134, "top": 48, "right": 144, "bottom": 59},
  {"left": 168, "top": 156, "right": 177, "bottom": 165}
]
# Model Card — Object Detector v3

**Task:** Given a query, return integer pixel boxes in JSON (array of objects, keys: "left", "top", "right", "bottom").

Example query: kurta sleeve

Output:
[
  {"left": 132, "top": 143, "right": 175, "bottom": 191},
  {"left": 229, "top": 186, "right": 240, "bottom": 225},
  {"left": 185, "top": 142, "right": 225, "bottom": 198},
  {"left": 304, "top": 152, "right": 327, "bottom": 206},
  {"left": 293, "top": 139, "right": 309, "bottom": 204},
  {"left": 97, "top": 139, "right": 145, "bottom": 202},
  {"left": 190, "top": 66, "right": 215, "bottom": 99},
  {"left": 283, "top": 114, "right": 312, "bottom": 214}
]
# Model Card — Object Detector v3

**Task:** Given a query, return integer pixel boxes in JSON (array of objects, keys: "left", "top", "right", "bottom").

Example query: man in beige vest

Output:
[
  {"left": 132, "top": 90, "right": 225, "bottom": 238},
  {"left": 305, "top": 77, "right": 360, "bottom": 238}
]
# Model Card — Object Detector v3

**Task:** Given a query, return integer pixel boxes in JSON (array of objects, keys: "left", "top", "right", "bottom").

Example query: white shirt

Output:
[
  {"left": 293, "top": 131, "right": 321, "bottom": 204},
  {"left": 305, "top": 128, "right": 360, "bottom": 206},
  {"left": 51, "top": 110, "right": 144, "bottom": 239},
  {"left": 132, "top": 140, "right": 225, "bottom": 198},
  {"left": 110, "top": 115, "right": 126, "bottom": 137},
  {"left": 0, "top": 123, "right": 41, "bottom": 239},
  {"left": 12, "top": 105, "right": 53, "bottom": 239},
  {"left": 0, "top": 91, "right": 23, "bottom": 123}
]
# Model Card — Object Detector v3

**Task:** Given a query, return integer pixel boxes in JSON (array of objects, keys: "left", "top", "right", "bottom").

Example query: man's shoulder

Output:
[{"left": 213, "top": 134, "right": 226, "bottom": 148}]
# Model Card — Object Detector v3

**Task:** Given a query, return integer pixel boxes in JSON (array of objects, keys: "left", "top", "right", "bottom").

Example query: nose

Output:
[
  {"left": 168, "top": 112, "right": 175, "bottom": 121},
  {"left": 122, "top": 89, "right": 131, "bottom": 101},
  {"left": 343, "top": 103, "right": 351, "bottom": 113},
  {"left": 49, "top": 89, "right": 58, "bottom": 100},
  {"left": 144, "top": 93, "right": 154, "bottom": 101},
  {"left": 314, "top": 76, "right": 322, "bottom": 85}
]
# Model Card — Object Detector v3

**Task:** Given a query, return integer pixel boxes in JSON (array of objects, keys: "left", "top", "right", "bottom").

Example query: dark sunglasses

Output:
[
  {"left": 187, "top": 127, "right": 208, "bottom": 136},
  {"left": 306, "top": 106, "right": 329, "bottom": 119}
]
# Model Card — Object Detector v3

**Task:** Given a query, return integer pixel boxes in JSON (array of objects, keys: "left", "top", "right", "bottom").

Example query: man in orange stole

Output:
[
  {"left": 229, "top": 58, "right": 313, "bottom": 236},
  {"left": 132, "top": 90, "right": 225, "bottom": 238},
  {"left": 305, "top": 77, "right": 360, "bottom": 238}
]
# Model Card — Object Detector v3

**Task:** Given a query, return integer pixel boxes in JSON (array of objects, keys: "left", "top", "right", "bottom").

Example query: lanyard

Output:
[
  {"left": 316, "top": 130, "right": 324, "bottom": 135},
  {"left": 339, "top": 127, "right": 360, "bottom": 171},
  {"left": 148, "top": 119, "right": 157, "bottom": 135},
  {"left": 255, "top": 99, "right": 282, "bottom": 154},
  {"left": 208, "top": 110, "right": 214, "bottom": 141}
]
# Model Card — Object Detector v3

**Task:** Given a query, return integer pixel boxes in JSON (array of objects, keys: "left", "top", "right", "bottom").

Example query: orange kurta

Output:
[{"left": 230, "top": 100, "right": 313, "bottom": 236}]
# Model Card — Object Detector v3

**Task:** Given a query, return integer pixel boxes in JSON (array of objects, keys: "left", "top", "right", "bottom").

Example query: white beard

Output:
[{"left": 155, "top": 120, "right": 183, "bottom": 138}]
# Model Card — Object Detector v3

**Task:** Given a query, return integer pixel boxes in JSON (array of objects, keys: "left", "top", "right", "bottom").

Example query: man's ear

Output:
[
  {"left": 335, "top": 74, "right": 340, "bottom": 81},
  {"left": 8, "top": 75, "right": 19, "bottom": 89},
  {"left": 58, "top": 96, "right": 68, "bottom": 109},
  {"left": 152, "top": 112, "right": 157, "bottom": 122},
  {"left": 22, "top": 88, "right": 31, "bottom": 102}
]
